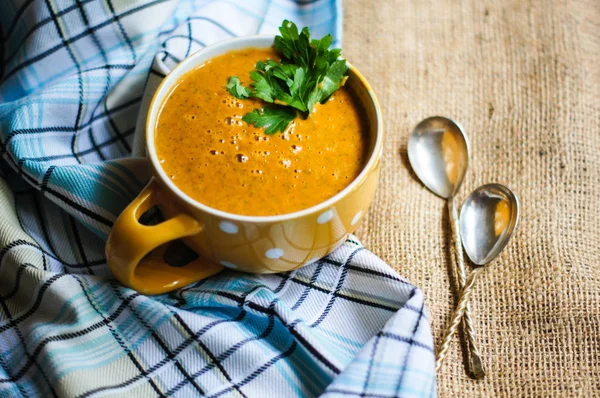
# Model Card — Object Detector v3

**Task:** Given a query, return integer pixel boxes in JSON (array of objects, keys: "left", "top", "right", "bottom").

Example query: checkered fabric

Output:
[{"left": 0, "top": 1, "right": 436, "bottom": 397}]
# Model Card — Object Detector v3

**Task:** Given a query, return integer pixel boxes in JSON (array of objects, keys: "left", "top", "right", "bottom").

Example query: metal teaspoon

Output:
[
  {"left": 435, "top": 183, "right": 520, "bottom": 371},
  {"left": 408, "top": 116, "right": 485, "bottom": 378}
]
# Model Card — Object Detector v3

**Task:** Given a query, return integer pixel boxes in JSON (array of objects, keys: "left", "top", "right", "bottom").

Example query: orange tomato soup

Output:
[{"left": 155, "top": 48, "right": 369, "bottom": 216}]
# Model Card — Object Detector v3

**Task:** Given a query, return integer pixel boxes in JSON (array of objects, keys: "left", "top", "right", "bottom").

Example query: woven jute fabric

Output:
[{"left": 344, "top": 0, "right": 600, "bottom": 396}]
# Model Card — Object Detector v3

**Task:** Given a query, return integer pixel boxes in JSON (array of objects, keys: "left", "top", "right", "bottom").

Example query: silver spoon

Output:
[
  {"left": 408, "top": 116, "right": 485, "bottom": 378},
  {"left": 436, "top": 183, "right": 520, "bottom": 371}
]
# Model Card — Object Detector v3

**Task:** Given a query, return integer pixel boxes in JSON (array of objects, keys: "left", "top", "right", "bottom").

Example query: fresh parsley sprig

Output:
[
  {"left": 242, "top": 108, "right": 296, "bottom": 135},
  {"left": 226, "top": 76, "right": 251, "bottom": 99},
  {"left": 227, "top": 20, "right": 348, "bottom": 134}
]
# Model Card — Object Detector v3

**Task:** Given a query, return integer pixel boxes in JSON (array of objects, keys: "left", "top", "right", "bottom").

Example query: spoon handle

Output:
[
  {"left": 448, "top": 198, "right": 486, "bottom": 379},
  {"left": 436, "top": 266, "right": 484, "bottom": 372}
]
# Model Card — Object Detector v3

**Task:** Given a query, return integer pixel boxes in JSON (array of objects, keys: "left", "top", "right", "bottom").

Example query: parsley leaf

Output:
[
  {"left": 249, "top": 71, "right": 275, "bottom": 103},
  {"left": 306, "top": 59, "right": 348, "bottom": 112},
  {"left": 227, "top": 20, "right": 348, "bottom": 134},
  {"left": 226, "top": 76, "right": 251, "bottom": 99},
  {"left": 242, "top": 108, "right": 296, "bottom": 135}
]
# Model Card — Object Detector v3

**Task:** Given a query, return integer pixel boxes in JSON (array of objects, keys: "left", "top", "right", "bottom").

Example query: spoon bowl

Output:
[
  {"left": 460, "top": 183, "right": 520, "bottom": 266},
  {"left": 408, "top": 116, "right": 470, "bottom": 198}
]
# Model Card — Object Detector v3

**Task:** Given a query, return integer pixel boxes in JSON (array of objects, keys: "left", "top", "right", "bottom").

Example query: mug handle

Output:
[{"left": 106, "top": 178, "right": 223, "bottom": 295}]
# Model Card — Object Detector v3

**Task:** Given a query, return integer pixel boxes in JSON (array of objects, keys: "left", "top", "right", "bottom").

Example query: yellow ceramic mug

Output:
[{"left": 106, "top": 36, "right": 383, "bottom": 295}]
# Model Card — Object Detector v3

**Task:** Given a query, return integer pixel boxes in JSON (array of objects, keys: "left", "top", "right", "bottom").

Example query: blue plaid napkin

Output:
[{"left": 0, "top": 1, "right": 436, "bottom": 397}]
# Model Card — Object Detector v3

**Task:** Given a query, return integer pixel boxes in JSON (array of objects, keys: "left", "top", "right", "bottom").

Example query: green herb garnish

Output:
[
  {"left": 242, "top": 108, "right": 296, "bottom": 135},
  {"left": 226, "top": 76, "right": 251, "bottom": 99},
  {"left": 226, "top": 20, "right": 348, "bottom": 134}
]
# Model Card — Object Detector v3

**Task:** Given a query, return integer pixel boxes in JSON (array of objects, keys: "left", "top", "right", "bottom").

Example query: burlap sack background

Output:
[{"left": 344, "top": 0, "right": 600, "bottom": 396}]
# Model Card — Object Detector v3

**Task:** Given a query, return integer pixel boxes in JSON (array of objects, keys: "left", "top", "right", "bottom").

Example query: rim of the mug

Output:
[{"left": 146, "top": 35, "right": 383, "bottom": 223}]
